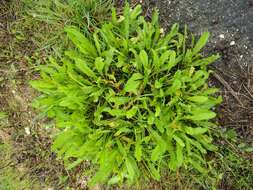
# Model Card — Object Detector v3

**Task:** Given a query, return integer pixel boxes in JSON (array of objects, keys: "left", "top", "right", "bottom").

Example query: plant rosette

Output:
[{"left": 31, "top": 3, "right": 222, "bottom": 187}]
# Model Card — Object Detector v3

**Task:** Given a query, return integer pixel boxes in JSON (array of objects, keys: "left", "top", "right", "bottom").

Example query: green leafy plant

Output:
[{"left": 31, "top": 3, "right": 221, "bottom": 187}]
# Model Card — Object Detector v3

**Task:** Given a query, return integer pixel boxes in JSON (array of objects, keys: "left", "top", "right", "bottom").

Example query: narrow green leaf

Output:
[
  {"left": 126, "top": 155, "right": 139, "bottom": 182},
  {"left": 173, "top": 135, "right": 185, "bottom": 147},
  {"left": 139, "top": 50, "right": 149, "bottom": 74},
  {"left": 130, "top": 4, "right": 142, "bottom": 20},
  {"left": 0, "top": 112, "right": 7, "bottom": 120},
  {"left": 65, "top": 26, "right": 97, "bottom": 57},
  {"left": 147, "top": 162, "right": 161, "bottom": 180},
  {"left": 187, "top": 96, "right": 208, "bottom": 103},
  {"left": 167, "top": 50, "right": 176, "bottom": 71},
  {"left": 186, "top": 111, "right": 216, "bottom": 121},
  {"left": 176, "top": 142, "right": 184, "bottom": 167},
  {"left": 126, "top": 106, "right": 138, "bottom": 119},
  {"left": 192, "top": 32, "right": 209, "bottom": 55},
  {"left": 185, "top": 127, "right": 208, "bottom": 135},
  {"left": 75, "top": 58, "right": 97, "bottom": 79},
  {"left": 95, "top": 57, "right": 105, "bottom": 75},
  {"left": 188, "top": 159, "right": 207, "bottom": 173},
  {"left": 134, "top": 142, "right": 142, "bottom": 162}
]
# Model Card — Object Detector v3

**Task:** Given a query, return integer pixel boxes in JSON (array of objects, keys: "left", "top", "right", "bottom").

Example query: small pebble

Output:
[
  {"left": 219, "top": 34, "right": 225, "bottom": 39},
  {"left": 25, "top": 127, "right": 31, "bottom": 135},
  {"left": 230, "top": 41, "right": 235, "bottom": 46}
]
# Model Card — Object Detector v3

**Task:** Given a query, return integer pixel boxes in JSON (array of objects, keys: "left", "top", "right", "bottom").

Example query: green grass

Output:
[
  {"left": 0, "top": 143, "right": 36, "bottom": 190},
  {"left": 10, "top": 0, "right": 113, "bottom": 57}
]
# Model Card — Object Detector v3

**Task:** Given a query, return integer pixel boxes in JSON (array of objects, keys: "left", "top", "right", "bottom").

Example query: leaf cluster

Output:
[{"left": 31, "top": 3, "right": 221, "bottom": 187}]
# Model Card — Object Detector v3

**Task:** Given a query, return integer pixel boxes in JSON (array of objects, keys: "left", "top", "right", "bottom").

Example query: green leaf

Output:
[
  {"left": 126, "top": 155, "right": 139, "bottom": 182},
  {"left": 126, "top": 106, "right": 138, "bottom": 119},
  {"left": 67, "top": 158, "right": 83, "bottom": 170},
  {"left": 154, "top": 80, "right": 162, "bottom": 89},
  {"left": 30, "top": 80, "right": 55, "bottom": 91},
  {"left": 186, "top": 110, "right": 216, "bottom": 121},
  {"left": 75, "top": 58, "right": 97, "bottom": 79},
  {"left": 0, "top": 112, "right": 7, "bottom": 120},
  {"left": 185, "top": 127, "right": 208, "bottom": 135},
  {"left": 130, "top": 4, "right": 142, "bottom": 20},
  {"left": 167, "top": 50, "right": 176, "bottom": 71},
  {"left": 107, "top": 96, "right": 131, "bottom": 106},
  {"left": 89, "top": 151, "right": 117, "bottom": 186},
  {"left": 134, "top": 142, "right": 142, "bottom": 162},
  {"left": 139, "top": 50, "right": 149, "bottom": 70},
  {"left": 192, "top": 32, "right": 209, "bottom": 55},
  {"left": 93, "top": 32, "right": 101, "bottom": 55},
  {"left": 188, "top": 159, "right": 207, "bottom": 173},
  {"left": 114, "top": 127, "right": 131, "bottom": 136},
  {"left": 65, "top": 26, "right": 97, "bottom": 57},
  {"left": 124, "top": 73, "right": 143, "bottom": 94},
  {"left": 159, "top": 51, "right": 170, "bottom": 67},
  {"left": 95, "top": 57, "right": 105, "bottom": 75},
  {"left": 187, "top": 96, "right": 209, "bottom": 103},
  {"left": 155, "top": 105, "right": 161, "bottom": 117},
  {"left": 166, "top": 79, "right": 181, "bottom": 94},
  {"left": 173, "top": 135, "right": 185, "bottom": 147},
  {"left": 176, "top": 142, "right": 184, "bottom": 167},
  {"left": 151, "top": 144, "right": 166, "bottom": 161},
  {"left": 147, "top": 162, "right": 161, "bottom": 180},
  {"left": 108, "top": 175, "right": 121, "bottom": 185}
]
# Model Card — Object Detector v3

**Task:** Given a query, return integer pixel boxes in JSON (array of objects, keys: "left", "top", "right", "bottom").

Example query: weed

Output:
[{"left": 31, "top": 3, "right": 221, "bottom": 187}]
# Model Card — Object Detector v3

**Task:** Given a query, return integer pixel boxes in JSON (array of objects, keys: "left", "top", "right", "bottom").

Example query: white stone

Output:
[
  {"left": 25, "top": 127, "right": 31, "bottom": 135},
  {"left": 219, "top": 34, "right": 225, "bottom": 39},
  {"left": 230, "top": 41, "right": 235, "bottom": 46}
]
